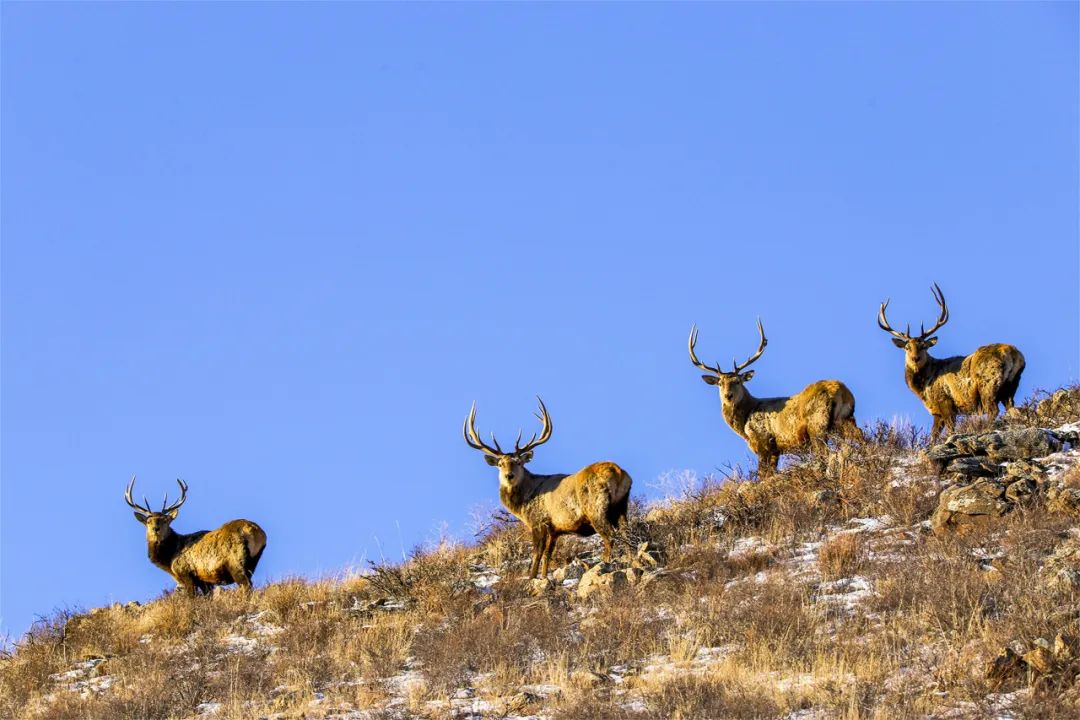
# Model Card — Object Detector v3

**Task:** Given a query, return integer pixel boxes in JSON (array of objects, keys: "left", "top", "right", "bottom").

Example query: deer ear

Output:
[
  {"left": 924, "top": 337, "right": 938, "bottom": 347},
  {"left": 701, "top": 375, "right": 720, "bottom": 385},
  {"left": 133, "top": 512, "right": 148, "bottom": 525},
  {"left": 741, "top": 370, "right": 755, "bottom": 381},
  {"left": 483, "top": 455, "right": 499, "bottom": 467},
  {"left": 891, "top": 338, "right": 907, "bottom": 349},
  {"left": 518, "top": 451, "right": 534, "bottom": 464},
  {"left": 166, "top": 508, "right": 179, "bottom": 520}
]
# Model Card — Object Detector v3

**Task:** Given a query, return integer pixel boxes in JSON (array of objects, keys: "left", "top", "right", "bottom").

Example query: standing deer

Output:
[
  {"left": 877, "top": 283, "right": 1025, "bottom": 443},
  {"left": 125, "top": 476, "right": 266, "bottom": 595},
  {"left": 463, "top": 398, "right": 632, "bottom": 580},
  {"left": 689, "top": 320, "right": 860, "bottom": 472}
]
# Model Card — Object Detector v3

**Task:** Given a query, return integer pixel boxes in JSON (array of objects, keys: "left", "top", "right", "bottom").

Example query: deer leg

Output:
[
  {"left": 588, "top": 513, "right": 618, "bottom": 563},
  {"left": 231, "top": 561, "right": 253, "bottom": 591},
  {"left": 176, "top": 576, "right": 199, "bottom": 597},
  {"left": 540, "top": 533, "right": 557, "bottom": 578},
  {"left": 843, "top": 418, "right": 864, "bottom": 442},
  {"left": 527, "top": 527, "right": 545, "bottom": 579},
  {"left": 929, "top": 415, "right": 945, "bottom": 445}
]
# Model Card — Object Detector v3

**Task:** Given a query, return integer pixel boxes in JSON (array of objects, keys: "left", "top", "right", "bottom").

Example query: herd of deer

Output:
[{"left": 124, "top": 285, "right": 1026, "bottom": 593}]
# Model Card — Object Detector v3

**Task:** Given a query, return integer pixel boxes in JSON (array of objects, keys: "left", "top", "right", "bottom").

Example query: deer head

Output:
[
  {"left": 688, "top": 319, "right": 768, "bottom": 406},
  {"left": 877, "top": 283, "right": 950, "bottom": 369},
  {"left": 463, "top": 397, "right": 553, "bottom": 489},
  {"left": 125, "top": 475, "right": 188, "bottom": 542}
]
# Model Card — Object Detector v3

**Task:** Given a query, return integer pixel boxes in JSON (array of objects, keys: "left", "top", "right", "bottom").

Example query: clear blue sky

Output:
[{"left": 2, "top": 3, "right": 1076, "bottom": 639}]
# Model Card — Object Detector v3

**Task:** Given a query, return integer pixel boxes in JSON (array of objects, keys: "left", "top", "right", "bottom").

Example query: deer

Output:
[
  {"left": 877, "top": 283, "right": 1025, "bottom": 443},
  {"left": 689, "top": 320, "right": 860, "bottom": 472},
  {"left": 463, "top": 397, "right": 633, "bottom": 580},
  {"left": 125, "top": 476, "right": 267, "bottom": 595}
]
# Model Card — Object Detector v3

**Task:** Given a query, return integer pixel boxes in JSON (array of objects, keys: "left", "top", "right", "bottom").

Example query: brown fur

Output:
[
  {"left": 705, "top": 375, "right": 860, "bottom": 472},
  {"left": 895, "top": 339, "right": 1025, "bottom": 443},
  {"left": 878, "top": 284, "right": 1025, "bottom": 443},
  {"left": 494, "top": 458, "right": 632, "bottom": 579},
  {"left": 128, "top": 479, "right": 266, "bottom": 595},
  {"left": 690, "top": 322, "right": 859, "bottom": 473},
  {"left": 465, "top": 402, "right": 632, "bottom": 579}
]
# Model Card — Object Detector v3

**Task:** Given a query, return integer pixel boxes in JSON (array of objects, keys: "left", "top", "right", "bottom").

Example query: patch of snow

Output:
[
  {"left": 840, "top": 516, "right": 893, "bottom": 534},
  {"left": 1040, "top": 448, "right": 1079, "bottom": 478},
  {"left": 784, "top": 541, "right": 821, "bottom": 578},
  {"left": 195, "top": 702, "right": 223, "bottom": 716},
  {"left": 470, "top": 563, "right": 501, "bottom": 589},
  {"left": 786, "top": 709, "right": 832, "bottom": 720},
  {"left": 728, "top": 536, "right": 771, "bottom": 558},
  {"left": 816, "top": 576, "right": 873, "bottom": 612},
  {"left": 242, "top": 611, "right": 284, "bottom": 637},
  {"left": 221, "top": 634, "right": 261, "bottom": 654},
  {"left": 1055, "top": 421, "right": 1080, "bottom": 436}
]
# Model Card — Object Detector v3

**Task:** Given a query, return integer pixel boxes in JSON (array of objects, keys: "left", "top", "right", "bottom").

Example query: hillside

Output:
[{"left": 2, "top": 388, "right": 1079, "bottom": 720}]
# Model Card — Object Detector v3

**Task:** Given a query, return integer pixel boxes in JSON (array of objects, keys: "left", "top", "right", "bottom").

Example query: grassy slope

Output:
[{"left": 2, "top": 388, "right": 1079, "bottom": 720}]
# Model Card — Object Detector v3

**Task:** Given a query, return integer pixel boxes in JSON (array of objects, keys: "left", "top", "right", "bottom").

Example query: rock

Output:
[
  {"left": 986, "top": 647, "right": 1027, "bottom": 688},
  {"left": 1048, "top": 487, "right": 1080, "bottom": 516},
  {"left": 983, "top": 428, "right": 1062, "bottom": 461},
  {"left": 528, "top": 578, "right": 552, "bottom": 596},
  {"left": 637, "top": 568, "right": 673, "bottom": 589},
  {"left": 577, "top": 562, "right": 628, "bottom": 600},
  {"left": 552, "top": 561, "right": 586, "bottom": 584},
  {"left": 931, "top": 479, "right": 1012, "bottom": 534},
  {"left": 1054, "top": 633, "right": 1078, "bottom": 661},
  {"left": 1038, "top": 389, "right": 1080, "bottom": 430},
  {"left": 945, "top": 457, "right": 1000, "bottom": 478},
  {"left": 1024, "top": 645, "right": 1055, "bottom": 676},
  {"left": 1004, "top": 477, "right": 1037, "bottom": 505},
  {"left": 929, "top": 428, "right": 1064, "bottom": 470},
  {"left": 946, "top": 459, "right": 1002, "bottom": 481},
  {"left": 631, "top": 542, "right": 662, "bottom": 568},
  {"left": 1004, "top": 458, "right": 1045, "bottom": 479}
]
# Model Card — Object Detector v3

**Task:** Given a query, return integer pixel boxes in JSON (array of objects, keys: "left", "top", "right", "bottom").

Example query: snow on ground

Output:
[{"left": 816, "top": 576, "right": 873, "bottom": 614}]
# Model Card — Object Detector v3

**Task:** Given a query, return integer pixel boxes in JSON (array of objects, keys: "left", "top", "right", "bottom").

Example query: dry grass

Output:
[
  {"left": 2, "top": 387, "right": 1078, "bottom": 719},
  {"left": 818, "top": 534, "right": 866, "bottom": 581}
]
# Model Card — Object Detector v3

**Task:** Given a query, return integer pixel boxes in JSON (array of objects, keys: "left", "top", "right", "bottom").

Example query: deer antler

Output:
[
  {"left": 732, "top": 319, "right": 768, "bottom": 374},
  {"left": 463, "top": 399, "right": 553, "bottom": 458},
  {"left": 125, "top": 475, "right": 153, "bottom": 516},
  {"left": 463, "top": 403, "right": 503, "bottom": 457},
  {"left": 919, "top": 283, "right": 949, "bottom": 339},
  {"left": 878, "top": 283, "right": 949, "bottom": 341},
  {"left": 515, "top": 397, "right": 553, "bottom": 454},
  {"left": 126, "top": 476, "right": 188, "bottom": 516},
  {"left": 688, "top": 325, "right": 724, "bottom": 376},
  {"left": 877, "top": 298, "right": 910, "bottom": 341},
  {"left": 161, "top": 479, "right": 188, "bottom": 515}
]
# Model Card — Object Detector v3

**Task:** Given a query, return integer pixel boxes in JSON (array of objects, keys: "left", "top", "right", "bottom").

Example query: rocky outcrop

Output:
[
  {"left": 930, "top": 478, "right": 1013, "bottom": 534},
  {"left": 928, "top": 427, "right": 1078, "bottom": 533},
  {"left": 576, "top": 562, "right": 642, "bottom": 600},
  {"left": 927, "top": 428, "right": 1067, "bottom": 473},
  {"left": 986, "top": 633, "right": 1079, "bottom": 689}
]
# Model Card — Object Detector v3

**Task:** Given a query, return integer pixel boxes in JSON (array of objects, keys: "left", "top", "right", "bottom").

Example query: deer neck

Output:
[
  {"left": 146, "top": 528, "right": 181, "bottom": 570},
  {"left": 499, "top": 467, "right": 549, "bottom": 522},
  {"left": 904, "top": 353, "right": 942, "bottom": 397},
  {"left": 720, "top": 391, "right": 759, "bottom": 438}
]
